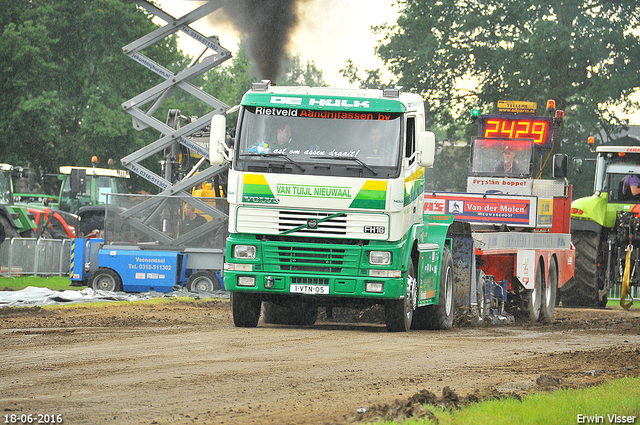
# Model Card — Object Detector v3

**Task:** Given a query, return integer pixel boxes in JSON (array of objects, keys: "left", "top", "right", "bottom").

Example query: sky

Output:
[
  {"left": 153, "top": 0, "right": 639, "bottom": 125},
  {"left": 154, "top": 0, "right": 400, "bottom": 88}
]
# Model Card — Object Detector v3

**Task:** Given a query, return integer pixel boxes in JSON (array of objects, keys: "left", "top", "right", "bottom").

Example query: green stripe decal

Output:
[
  {"left": 349, "top": 180, "right": 387, "bottom": 210},
  {"left": 404, "top": 168, "right": 425, "bottom": 206},
  {"left": 242, "top": 174, "right": 276, "bottom": 202}
]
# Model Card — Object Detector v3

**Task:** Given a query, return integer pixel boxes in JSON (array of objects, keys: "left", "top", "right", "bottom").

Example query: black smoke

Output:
[{"left": 220, "top": 0, "right": 301, "bottom": 82}]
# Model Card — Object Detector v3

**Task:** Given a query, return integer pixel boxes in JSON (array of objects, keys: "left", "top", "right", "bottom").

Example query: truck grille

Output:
[
  {"left": 291, "top": 277, "right": 329, "bottom": 285},
  {"left": 263, "top": 243, "right": 361, "bottom": 274},
  {"left": 235, "top": 207, "right": 389, "bottom": 240},
  {"left": 278, "top": 211, "right": 347, "bottom": 235}
]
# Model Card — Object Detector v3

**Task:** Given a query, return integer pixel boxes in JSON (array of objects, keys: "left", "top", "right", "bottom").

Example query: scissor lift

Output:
[
  {"left": 118, "top": 0, "right": 232, "bottom": 249},
  {"left": 70, "top": 1, "right": 234, "bottom": 292}
]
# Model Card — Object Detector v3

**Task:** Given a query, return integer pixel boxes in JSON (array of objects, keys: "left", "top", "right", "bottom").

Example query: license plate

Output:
[{"left": 290, "top": 284, "right": 330, "bottom": 295}]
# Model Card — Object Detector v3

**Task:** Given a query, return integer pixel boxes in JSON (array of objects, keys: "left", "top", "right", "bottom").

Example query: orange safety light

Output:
[
  {"left": 546, "top": 99, "right": 556, "bottom": 112},
  {"left": 587, "top": 136, "right": 595, "bottom": 145},
  {"left": 91, "top": 155, "right": 98, "bottom": 164}
]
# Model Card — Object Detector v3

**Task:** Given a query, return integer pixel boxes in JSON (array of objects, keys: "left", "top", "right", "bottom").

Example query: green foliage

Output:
[
  {"left": 0, "top": 1, "right": 329, "bottom": 195},
  {"left": 340, "top": 59, "right": 396, "bottom": 90},
  {"left": 375, "top": 0, "right": 640, "bottom": 199},
  {"left": 0, "top": 0, "right": 187, "bottom": 193}
]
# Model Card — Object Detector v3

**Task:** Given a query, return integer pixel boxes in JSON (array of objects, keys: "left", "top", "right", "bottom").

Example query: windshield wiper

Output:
[
  {"left": 310, "top": 156, "right": 378, "bottom": 176},
  {"left": 239, "top": 152, "right": 306, "bottom": 172}
]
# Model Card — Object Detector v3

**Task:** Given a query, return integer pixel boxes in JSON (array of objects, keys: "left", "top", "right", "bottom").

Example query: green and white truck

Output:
[{"left": 210, "top": 83, "right": 460, "bottom": 332}]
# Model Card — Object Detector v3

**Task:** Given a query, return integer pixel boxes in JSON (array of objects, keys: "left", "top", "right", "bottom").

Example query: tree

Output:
[
  {"left": 375, "top": 0, "right": 640, "bottom": 197},
  {"left": 280, "top": 54, "right": 327, "bottom": 87},
  {"left": 340, "top": 59, "right": 395, "bottom": 90},
  {"left": 0, "top": 0, "right": 188, "bottom": 193}
]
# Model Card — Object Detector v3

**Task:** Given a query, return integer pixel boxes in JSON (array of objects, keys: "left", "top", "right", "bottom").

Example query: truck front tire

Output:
[
  {"left": 232, "top": 292, "right": 261, "bottom": 327},
  {"left": 385, "top": 260, "right": 417, "bottom": 332},
  {"left": 411, "top": 247, "right": 455, "bottom": 330}
]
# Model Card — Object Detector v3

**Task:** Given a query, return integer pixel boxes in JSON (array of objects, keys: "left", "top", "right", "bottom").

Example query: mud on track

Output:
[{"left": 1, "top": 301, "right": 639, "bottom": 424}]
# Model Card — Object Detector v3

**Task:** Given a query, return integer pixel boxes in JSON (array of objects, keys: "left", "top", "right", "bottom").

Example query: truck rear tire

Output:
[
  {"left": 539, "top": 257, "right": 558, "bottom": 323},
  {"left": 523, "top": 260, "right": 543, "bottom": 321},
  {"left": 560, "top": 230, "right": 607, "bottom": 307},
  {"left": 231, "top": 292, "right": 261, "bottom": 327},
  {"left": 89, "top": 268, "right": 123, "bottom": 292},
  {"left": 186, "top": 271, "right": 221, "bottom": 293},
  {"left": 385, "top": 261, "right": 417, "bottom": 332}
]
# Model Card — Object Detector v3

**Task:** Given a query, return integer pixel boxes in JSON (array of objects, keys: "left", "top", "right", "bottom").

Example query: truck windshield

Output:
[
  {"left": 469, "top": 137, "right": 534, "bottom": 178},
  {"left": 235, "top": 106, "right": 403, "bottom": 177},
  {"left": 595, "top": 153, "right": 640, "bottom": 194},
  {"left": 0, "top": 171, "right": 12, "bottom": 204}
]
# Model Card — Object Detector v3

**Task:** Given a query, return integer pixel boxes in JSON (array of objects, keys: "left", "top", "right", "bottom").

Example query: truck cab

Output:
[{"left": 212, "top": 83, "right": 442, "bottom": 331}]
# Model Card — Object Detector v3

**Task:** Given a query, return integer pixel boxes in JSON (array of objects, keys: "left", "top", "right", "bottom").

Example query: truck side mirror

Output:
[
  {"left": 572, "top": 158, "right": 583, "bottom": 174},
  {"left": 553, "top": 154, "right": 568, "bottom": 178},
  {"left": 417, "top": 131, "right": 436, "bottom": 167},
  {"left": 209, "top": 114, "right": 227, "bottom": 165},
  {"left": 70, "top": 169, "right": 87, "bottom": 193}
]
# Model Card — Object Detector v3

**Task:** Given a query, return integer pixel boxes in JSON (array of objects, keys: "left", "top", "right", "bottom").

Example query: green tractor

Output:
[
  {"left": 0, "top": 163, "right": 38, "bottom": 244},
  {"left": 561, "top": 145, "right": 640, "bottom": 307},
  {"left": 49, "top": 162, "right": 130, "bottom": 237}
]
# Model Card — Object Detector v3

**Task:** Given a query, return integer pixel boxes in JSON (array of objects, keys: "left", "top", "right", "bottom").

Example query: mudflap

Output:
[{"left": 448, "top": 221, "right": 475, "bottom": 325}]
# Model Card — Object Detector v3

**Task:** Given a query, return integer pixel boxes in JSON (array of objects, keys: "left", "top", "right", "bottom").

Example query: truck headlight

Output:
[
  {"left": 369, "top": 251, "right": 391, "bottom": 265},
  {"left": 234, "top": 245, "right": 256, "bottom": 259}
]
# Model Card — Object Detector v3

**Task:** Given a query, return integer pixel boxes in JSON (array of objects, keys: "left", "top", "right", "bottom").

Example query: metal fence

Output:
[
  {"left": 1, "top": 236, "right": 639, "bottom": 301},
  {"left": 0, "top": 238, "right": 71, "bottom": 277},
  {"left": 607, "top": 284, "right": 639, "bottom": 301}
]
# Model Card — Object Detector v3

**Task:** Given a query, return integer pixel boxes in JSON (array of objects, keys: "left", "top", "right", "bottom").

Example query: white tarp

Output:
[{"left": 0, "top": 286, "right": 228, "bottom": 308}]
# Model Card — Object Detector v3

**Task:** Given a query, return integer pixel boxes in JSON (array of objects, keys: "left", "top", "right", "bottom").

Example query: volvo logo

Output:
[{"left": 307, "top": 219, "right": 318, "bottom": 229}]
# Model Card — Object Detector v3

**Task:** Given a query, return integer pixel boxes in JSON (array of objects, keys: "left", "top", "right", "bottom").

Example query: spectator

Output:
[{"left": 181, "top": 204, "right": 207, "bottom": 234}]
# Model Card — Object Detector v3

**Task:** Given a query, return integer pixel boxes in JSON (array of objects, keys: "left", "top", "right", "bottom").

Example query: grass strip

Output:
[
  {"left": 387, "top": 376, "right": 640, "bottom": 425},
  {"left": 0, "top": 275, "right": 79, "bottom": 291}
]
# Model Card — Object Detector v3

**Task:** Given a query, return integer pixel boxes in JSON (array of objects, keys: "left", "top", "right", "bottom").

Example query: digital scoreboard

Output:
[{"left": 478, "top": 115, "right": 553, "bottom": 148}]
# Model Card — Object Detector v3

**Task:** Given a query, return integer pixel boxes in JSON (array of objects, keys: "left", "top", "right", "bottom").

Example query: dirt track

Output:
[{"left": 1, "top": 301, "right": 639, "bottom": 425}]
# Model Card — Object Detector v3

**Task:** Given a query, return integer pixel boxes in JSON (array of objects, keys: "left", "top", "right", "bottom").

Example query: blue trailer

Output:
[{"left": 70, "top": 237, "right": 224, "bottom": 293}]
